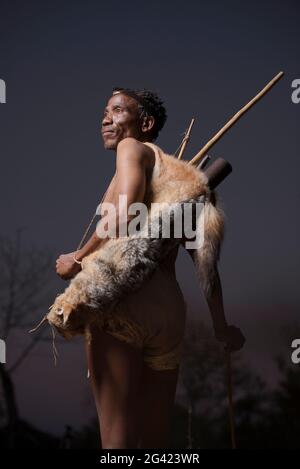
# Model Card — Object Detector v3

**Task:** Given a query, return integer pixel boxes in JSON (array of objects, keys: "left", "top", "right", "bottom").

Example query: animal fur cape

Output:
[{"left": 46, "top": 142, "right": 224, "bottom": 338}]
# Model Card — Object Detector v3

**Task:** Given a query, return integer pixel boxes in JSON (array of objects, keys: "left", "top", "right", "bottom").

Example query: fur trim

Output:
[
  {"left": 193, "top": 192, "right": 225, "bottom": 298},
  {"left": 46, "top": 143, "right": 225, "bottom": 338}
]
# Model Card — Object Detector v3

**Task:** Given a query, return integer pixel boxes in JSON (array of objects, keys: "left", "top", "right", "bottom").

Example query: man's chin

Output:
[
  {"left": 103, "top": 139, "right": 118, "bottom": 150},
  {"left": 103, "top": 142, "right": 116, "bottom": 150}
]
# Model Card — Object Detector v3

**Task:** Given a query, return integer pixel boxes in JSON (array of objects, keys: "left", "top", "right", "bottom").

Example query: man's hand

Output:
[
  {"left": 215, "top": 325, "right": 246, "bottom": 353},
  {"left": 56, "top": 252, "right": 81, "bottom": 280}
]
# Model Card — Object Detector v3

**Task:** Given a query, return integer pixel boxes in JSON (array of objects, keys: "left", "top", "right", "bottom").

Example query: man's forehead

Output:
[{"left": 105, "top": 93, "right": 137, "bottom": 109}]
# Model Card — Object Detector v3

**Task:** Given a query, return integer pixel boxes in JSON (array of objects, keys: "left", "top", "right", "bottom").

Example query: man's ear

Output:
[{"left": 141, "top": 115, "right": 155, "bottom": 134}]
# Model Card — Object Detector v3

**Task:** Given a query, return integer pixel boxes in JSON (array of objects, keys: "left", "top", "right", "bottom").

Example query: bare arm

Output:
[
  {"left": 186, "top": 248, "right": 245, "bottom": 352},
  {"left": 78, "top": 138, "right": 147, "bottom": 256},
  {"left": 205, "top": 267, "right": 228, "bottom": 337},
  {"left": 56, "top": 137, "right": 149, "bottom": 279}
]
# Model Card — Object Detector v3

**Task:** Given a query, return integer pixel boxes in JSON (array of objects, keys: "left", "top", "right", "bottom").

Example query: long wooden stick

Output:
[
  {"left": 225, "top": 351, "right": 237, "bottom": 449},
  {"left": 177, "top": 118, "right": 195, "bottom": 160},
  {"left": 189, "top": 71, "right": 284, "bottom": 166}
]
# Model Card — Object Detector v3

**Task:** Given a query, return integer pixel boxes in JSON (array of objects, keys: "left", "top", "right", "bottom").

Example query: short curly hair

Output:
[{"left": 112, "top": 87, "right": 167, "bottom": 141}]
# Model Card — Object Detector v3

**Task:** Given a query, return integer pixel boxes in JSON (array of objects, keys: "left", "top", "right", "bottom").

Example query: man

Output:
[{"left": 55, "top": 88, "right": 245, "bottom": 448}]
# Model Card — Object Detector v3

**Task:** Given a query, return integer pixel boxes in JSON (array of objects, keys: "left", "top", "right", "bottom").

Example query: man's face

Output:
[{"left": 101, "top": 93, "right": 144, "bottom": 150}]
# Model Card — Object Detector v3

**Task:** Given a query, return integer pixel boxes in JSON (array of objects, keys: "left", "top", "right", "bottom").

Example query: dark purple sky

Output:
[{"left": 1, "top": 0, "right": 299, "bottom": 435}]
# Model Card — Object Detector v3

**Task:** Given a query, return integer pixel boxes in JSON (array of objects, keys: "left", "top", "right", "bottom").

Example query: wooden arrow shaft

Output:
[{"left": 189, "top": 71, "right": 284, "bottom": 166}]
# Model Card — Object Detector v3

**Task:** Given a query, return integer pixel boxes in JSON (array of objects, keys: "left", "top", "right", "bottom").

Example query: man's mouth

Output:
[{"left": 102, "top": 130, "right": 115, "bottom": 136}]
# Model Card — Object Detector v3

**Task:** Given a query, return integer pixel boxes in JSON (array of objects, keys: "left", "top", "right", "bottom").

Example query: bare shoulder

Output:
[{"left": 116, "top": 137, "right": 155, "bottom": 171}]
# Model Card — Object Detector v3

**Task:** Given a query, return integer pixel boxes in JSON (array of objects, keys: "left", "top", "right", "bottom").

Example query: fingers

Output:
[
  {"left": 56, "top": 271, "right": 71, "bottom": 281},
  {"left": 55, "top": 259, "right": 65, "bottom": 278},
  {"left": 225, "top": 342, "right": 243, "bottom": 353},
  {"left": 222, "top": 325, "right": 246, "bottom": 353},
  {"left": 225, "top": 337, "right": 246, "bottom": 353}
]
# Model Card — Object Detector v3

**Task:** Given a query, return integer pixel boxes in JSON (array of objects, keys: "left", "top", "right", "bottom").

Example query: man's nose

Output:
[{"left": 102, "top": 112, "right": 113, "bottom": 126}]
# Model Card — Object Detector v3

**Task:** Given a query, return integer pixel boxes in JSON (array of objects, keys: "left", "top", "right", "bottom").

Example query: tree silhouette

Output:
[
  {"left": 175, "top": 317, "right": 269, "bottom": 448},
  {"left": 0, "top": 229, "right": 54, "bottom": 448}
]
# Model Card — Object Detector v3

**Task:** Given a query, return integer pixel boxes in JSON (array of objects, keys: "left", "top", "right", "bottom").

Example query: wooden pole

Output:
[
  {"left": 177, "top": 118, "right": 195, "bottom": 160},
  {"left": 225, "top": 351, "right": 237, "bottom": 449},
  {"left": 189, "top": 71, "right": 284, "bottom": 166}
]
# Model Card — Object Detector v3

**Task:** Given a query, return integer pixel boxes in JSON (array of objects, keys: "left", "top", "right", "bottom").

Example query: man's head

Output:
[{"left": 101, "top": 87, "right": 167, "bottom": 150}]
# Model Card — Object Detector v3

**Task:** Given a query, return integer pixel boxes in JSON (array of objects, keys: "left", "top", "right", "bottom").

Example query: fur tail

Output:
[{"left": 193, "top": 192, "right": 225, "bottom": 298}]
